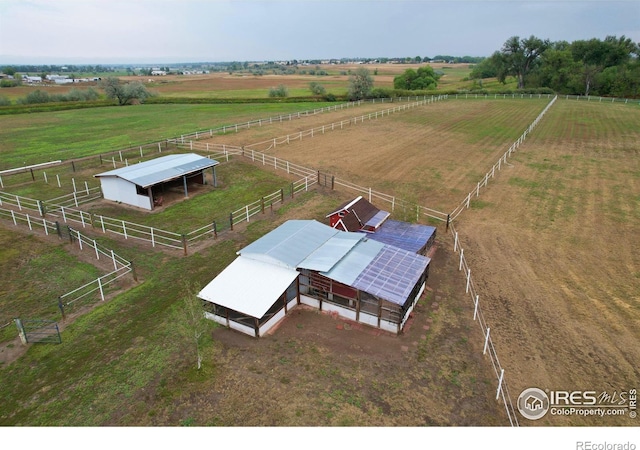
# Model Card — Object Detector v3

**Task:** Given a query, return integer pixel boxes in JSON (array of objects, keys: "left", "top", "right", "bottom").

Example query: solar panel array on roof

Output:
[
  {"left": 367, "top": 219, "right": 436, "bottom": 254},
  {"left": 95, "top": 153, "right": 219, "bottom": 188}
]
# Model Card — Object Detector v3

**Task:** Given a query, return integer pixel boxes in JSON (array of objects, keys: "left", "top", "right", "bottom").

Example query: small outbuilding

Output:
[
  {"left": 95, "top": 153, "right": 219, "bottom": 210},
  {"left": 198, "top": 220, "right": 431, "bottom": 337},
  {"left": 326, "top": 196, "right": 436, "bottom": 255}
]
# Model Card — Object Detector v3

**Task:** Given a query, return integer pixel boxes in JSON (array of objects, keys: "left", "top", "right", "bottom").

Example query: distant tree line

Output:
[{"left": 470, "top": 35, "right": 640, "bottom": 97}]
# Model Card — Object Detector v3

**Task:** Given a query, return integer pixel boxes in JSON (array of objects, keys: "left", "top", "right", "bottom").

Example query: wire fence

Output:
[
  {"left": 448, "top": 95, "right": 558, "bottom": 222},
  {"left": 448, "top": 221, "right": 520, "bottom": 426}
]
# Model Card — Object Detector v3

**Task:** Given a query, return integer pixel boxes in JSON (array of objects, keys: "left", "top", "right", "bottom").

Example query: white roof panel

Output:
[
  {"left": 239, "top": 220, "right": 340, "bottom": 269},
  {"left": 197, "top": 257, "right": 298, "bottom": 318},
  {"left": 95, "top": 153, "right": 218, "bottom": 188}
]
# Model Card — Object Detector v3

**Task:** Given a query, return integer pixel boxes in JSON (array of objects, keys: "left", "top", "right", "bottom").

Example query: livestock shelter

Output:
[
  {"left": 198, "top": 220, "right": 431, "bottom": 337},
  {"left": 326, "top": 196, "right": 436, "bottom": 256},
  {"left": 95, "top": 153, "right": 219, "bottom": 210}
]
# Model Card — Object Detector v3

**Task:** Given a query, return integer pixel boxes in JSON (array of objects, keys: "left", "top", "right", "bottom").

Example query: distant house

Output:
[
  {"left": 198, "top": 220, "right": 431, "bottom": 337},
  {"left": 151, "top": 70, "right": 167, "bottom": 76},
  {"left": 94, "top": 153, "right": 219, "bottom": 210},
  {"left": 23, "top": 76, "right": 42, "bottom": 83},
  {"left": 326, "top": 196, "right": 436, "bottom": 255}
]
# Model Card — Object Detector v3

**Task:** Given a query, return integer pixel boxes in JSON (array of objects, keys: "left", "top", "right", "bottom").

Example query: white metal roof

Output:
[
  {"left": 238, "top": 220, "right": 342, "bottom": 269},
  {"left": 197, "top": 256, "right": 299, "bottom": 318},
  {"left": 95, "top": 153, "right": 218, "bottom": 188}
]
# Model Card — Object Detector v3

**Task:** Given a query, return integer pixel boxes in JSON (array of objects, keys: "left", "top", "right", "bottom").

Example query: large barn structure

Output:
[
  {"left": 198, "top": 220, "right": 431, "bottom": 338},
  {"left": 95, "top": 153, "right": 219, "bottom": 210},
  {"left": 326, "top": 196, "right": 437, "bottom": 255}
]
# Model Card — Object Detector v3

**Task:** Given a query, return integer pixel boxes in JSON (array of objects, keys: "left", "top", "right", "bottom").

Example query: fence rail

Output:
[
  {"left": 449, "top": 95, "right": 558, "bottom": 222},
  {"left": 448, "top": 222, "right": 519, "bottom": 426}
]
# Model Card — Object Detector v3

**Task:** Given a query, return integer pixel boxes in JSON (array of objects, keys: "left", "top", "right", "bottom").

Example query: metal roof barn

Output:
[
  {"left": 94, "top": 153, "right": 219, "bottom": 210},
  {"left": 198, "top": 220, "right": 431, "bottom": 337}
]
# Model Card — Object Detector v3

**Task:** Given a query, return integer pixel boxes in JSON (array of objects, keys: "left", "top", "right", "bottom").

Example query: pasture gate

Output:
[{"left": 14, "top": 318, "right": 62, "bottom": 344}]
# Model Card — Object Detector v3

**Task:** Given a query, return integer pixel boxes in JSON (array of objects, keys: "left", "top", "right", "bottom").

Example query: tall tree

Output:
[
  {"left": 499, "top": 35, "right": 550, "bottom": 89},
  {"left": 347, "top": 67, "right": 374, "bottom": 100},
  {"left": 101, "top": 77, "right": 151, "bottom": 105}
]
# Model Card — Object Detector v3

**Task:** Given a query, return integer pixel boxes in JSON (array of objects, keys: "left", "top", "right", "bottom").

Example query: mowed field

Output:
[{"left": 455, "top": 100, "right": 640, "bottom": 426}]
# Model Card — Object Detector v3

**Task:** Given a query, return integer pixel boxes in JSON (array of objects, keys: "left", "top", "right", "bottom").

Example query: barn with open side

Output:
[
  {"left": 326, "top": 196, "right": 437, "bottom": 255},
  {"left": 94, "top": 153, "right": 219, "bottom": 210},
  {"left": 198, "top": 220, "right": 431, "bottom": 338}
]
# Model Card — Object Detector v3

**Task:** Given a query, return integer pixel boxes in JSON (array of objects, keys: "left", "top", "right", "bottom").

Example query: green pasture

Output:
[
  {"left": 0, "top": 102, "right": 335, "bottom": 169},
  {"left": 0, "top": 230, "right": 102, "bottom": 342}
]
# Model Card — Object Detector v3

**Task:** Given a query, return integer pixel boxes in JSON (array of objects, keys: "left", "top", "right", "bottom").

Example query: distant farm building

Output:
[
  {"left": 198, "top": 220, "right": 431, "bottom": 337},
  {"left": 95, "top": 153, "right": 219, "bottom": 210},
  {"left": 326, "top": 196, "right": 436, "bottom": 255}
]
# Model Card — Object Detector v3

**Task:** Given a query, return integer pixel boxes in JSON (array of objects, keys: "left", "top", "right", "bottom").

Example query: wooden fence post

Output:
[
  {"left": 182, "top": 234, "right": 188, "bottom": 256},
  {"left": 212, "top": 221, "right": 217, "bottom": 239},
  {"left": 58, "top": 297, "right": 66, "bottom": 321},
  {"left": 230, "top": 212, "right": 233, "bottom": 231}
]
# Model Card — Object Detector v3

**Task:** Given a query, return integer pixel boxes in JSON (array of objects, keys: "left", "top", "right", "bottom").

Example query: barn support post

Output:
[
  {"left": 355, "top": 292, "right": 361, "bottom": 322},
  {"left": 254, "top": 318, "right": 260, "bottom": 338},
  {"left": 377, "top": 298, "right": 383, "bottom": 328},
  {"left": 296, "top": 277, "right": 301, "bottom": 305},
  {"left": 182, "top": 176, "right": 188, "bottom": 198},
  {"left": 182, "top": 234, "right": 188, "bottom": 256},
  {"left": 283, "top": 292, "right": 288, "bottom": 314}
]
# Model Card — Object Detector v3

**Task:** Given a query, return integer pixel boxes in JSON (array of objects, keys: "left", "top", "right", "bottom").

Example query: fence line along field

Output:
[
  {"left": 453, "top": 100, "right": 640, "bottom": 426},
  {"left": 199, "top": 98, "right": 551, "bottom": 213}
]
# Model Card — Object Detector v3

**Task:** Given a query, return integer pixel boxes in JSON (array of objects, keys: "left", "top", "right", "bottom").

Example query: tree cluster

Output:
[
  {"left": 101, "top": 77, "right": 152, "bottom": 105},
  {"left": 393, "top": 66, "right": 441, "bottom": 90},
  {"left": 471, "top": 35, "right": 640, "bottom": 97}
]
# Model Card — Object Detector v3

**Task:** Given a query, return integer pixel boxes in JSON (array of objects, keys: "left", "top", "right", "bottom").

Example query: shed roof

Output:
[
  {"left": 326, "top": 196, "right": 389, "bottom": 232},
  {"left": 198, "top": 257, "right": 298, "bottom": 318},
  {"left": 368, "top": 219, "right": 436, "bottom": 254},
  {"left": 95, "top": 153, "right": 218, "bottom": 188}
]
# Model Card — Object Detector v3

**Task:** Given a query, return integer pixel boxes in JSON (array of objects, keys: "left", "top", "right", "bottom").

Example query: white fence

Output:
[
  {"left": 449, "top": 222, "right": 519, "bottom": 426},
  {"left": 449, "top": 95, "right": 558, "bottom": 222},
  {"left": 59, "top": 228, "right": 133, "bottom": 312}
]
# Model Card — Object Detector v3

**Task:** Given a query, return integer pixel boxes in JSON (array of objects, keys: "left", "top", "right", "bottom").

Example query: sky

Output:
[{"left": 0, "top": 0, "right": 638, "bottom": 64}]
